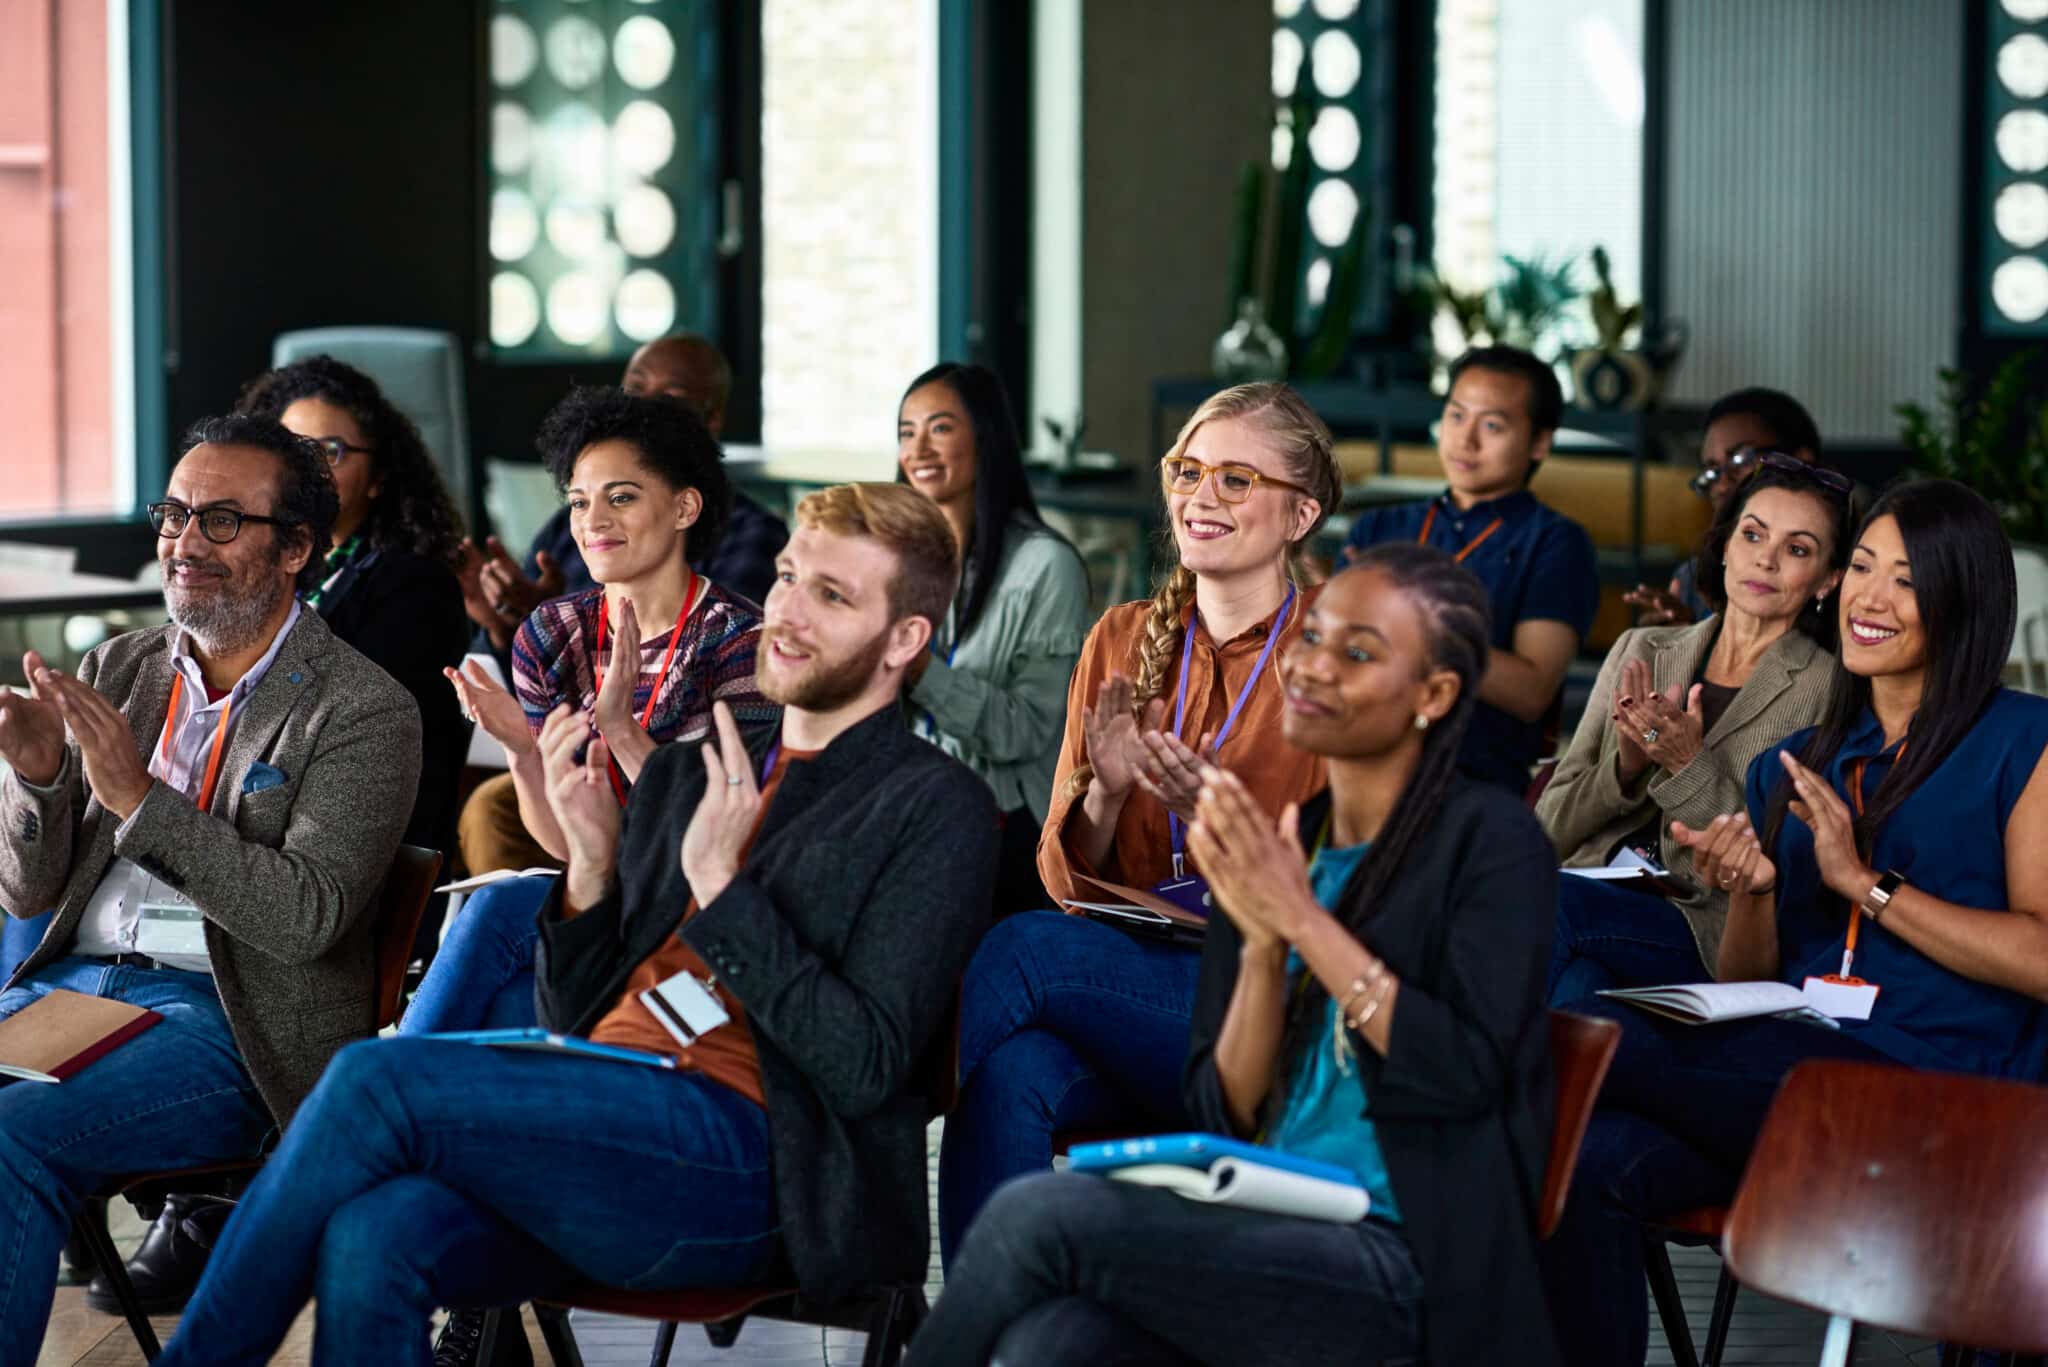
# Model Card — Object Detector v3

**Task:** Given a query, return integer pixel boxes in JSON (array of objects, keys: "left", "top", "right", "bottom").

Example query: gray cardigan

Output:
[
  {"left": 907, "top": 515, "right": 1089, "bottom": 820},
  {"left": 1535, "top": 620, "right": 1838, "bottom": 968},
  {"left": 0, "top": 611, "right": 422, "bottom": 1124},
  {"left": 535, "top": 704, "right": 998, "bottom": 1304}
]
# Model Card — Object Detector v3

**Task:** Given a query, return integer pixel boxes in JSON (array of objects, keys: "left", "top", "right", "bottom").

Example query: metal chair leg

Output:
[
  {"left": 860, "top": 1286, "right": 926, "bottom": 1367},
  {"left": 1818, "top": 1314, "right": 1856, "bottom": 1367},
  {"left": 1700, "top": 1259, "right": 1739, "bottom": 1366},
  {"left": 702, "top": 1315, "right": 745, "bottom": 1348},
  {"left": 644, "top": 1318, "right": 675, "bottom": 1367},
  {"left": 72, "top": 1204, "right": 161, "bottom": 1360},
  {"left": 1641, "top": 1230, "right": 1700, "bottom": 1367},
  {"left": 534, "top": 1304, "right": 585, "bottom": 1367},
  {"left": 477, "top": 1307, "right": 504, "bottom": 1362}
]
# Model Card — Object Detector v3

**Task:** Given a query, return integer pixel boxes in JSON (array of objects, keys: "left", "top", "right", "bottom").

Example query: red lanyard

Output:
[
  {"left": 159, "top": 675, "right": 234, "bottom": 812},
  {"left": 1417, "top": 503, "right": 1504, "bottom": 563},
  {"left": 1838, "top": 741, "right": 1905, "bottom": 975},
  {"left": 591, "top": 573, "right": 700, "bottom": 803}
]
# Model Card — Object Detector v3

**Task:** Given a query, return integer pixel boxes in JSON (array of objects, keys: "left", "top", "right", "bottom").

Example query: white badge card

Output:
[
  {"left": 1801, "top": 976, "right": 1879, "bottom": 1021},
  {"left": 638, "top": 969, "right": 731, "bottom": 1049},
  {"left": 134, "top": 877, "right": 209, "bottom": 958}
]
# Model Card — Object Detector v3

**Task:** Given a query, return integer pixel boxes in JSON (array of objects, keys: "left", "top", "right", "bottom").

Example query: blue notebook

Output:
[
  {"left": 424, "top": 1028, "right": 677, "bottom": 1070},
  {"left": 1065, "top": 1132, "right": 1358, "bottom": 1187}
]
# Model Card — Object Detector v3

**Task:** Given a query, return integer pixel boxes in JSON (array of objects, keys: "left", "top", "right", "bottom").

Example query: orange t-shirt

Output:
[
  {"left": 586, "top": 745, "right": 820, "bottom": 1107},
  {"left": 1037, "top": 584, "right": 1328, "bottom": 906}
]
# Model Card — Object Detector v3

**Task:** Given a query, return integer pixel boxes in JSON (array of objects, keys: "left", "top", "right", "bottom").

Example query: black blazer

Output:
[
  {"left": 315, "top": 545, "right": 469, "bottom": 861},
  {"left": 535, "top": 704, "right": 998, "bottom": 1303},
  {"left": 1184, "top": 778, "right": 1562, "bottom": 1367}
]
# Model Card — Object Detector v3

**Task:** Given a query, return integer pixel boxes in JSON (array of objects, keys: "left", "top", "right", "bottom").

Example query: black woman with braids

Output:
[
  {"left": 913, "top": 546, "right": 1562, "bottom": 1367},
  {"left": 936, "top": 382, "right": 1343, "bottom": 1265}
]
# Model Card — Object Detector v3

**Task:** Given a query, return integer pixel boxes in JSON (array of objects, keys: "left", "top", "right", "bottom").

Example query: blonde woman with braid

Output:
[{"left": 937, "top": 382, "right": 1341, "bottom": 1265}]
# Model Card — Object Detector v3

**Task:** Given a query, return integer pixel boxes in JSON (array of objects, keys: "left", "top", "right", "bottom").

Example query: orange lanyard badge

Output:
[
  {"left": 160, "top": 675, "right": 235, "bottom": 812},
  {"left": 1416, "top": 503, "right": 1504, "bottom": 564}
]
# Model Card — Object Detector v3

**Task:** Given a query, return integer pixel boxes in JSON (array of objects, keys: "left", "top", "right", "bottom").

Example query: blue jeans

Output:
[
  {"left": 0, "top": 956, "right": 271, "bottom": 1364},
  {"left": 398, "top": 876, "right": 551, "bottom": 1035},
  {"left": 1539, "top": 997, "right": 1894, "bottom": 1367},
  {"left": 910, "top": 1171, "right": 1422, "bottom": 1367},
  {"left": 1547, "top": 874, "right": 1707, "bottom": 1005},
  {"left": 157, "top": 1036, "right": 779, "bottom": 1367},
  {"left": 0, "top": 915, "right": 49, "bottom": 982},
  {"left": 937, "top": 912, "right": 1200, "bottom": 1268}
]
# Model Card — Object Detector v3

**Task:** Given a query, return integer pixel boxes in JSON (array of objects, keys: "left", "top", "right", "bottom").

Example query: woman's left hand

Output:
[
  {"left": 593, "top": 596, "right": 645, "bottom": 740},
  {"left": 1616, "top": 680, "right": 1705, "bottom": 775},
  {"left": 1135, "top": 728, "right": 1217, "bottom": 822},
  {"left": 1781, "top": 751, "right": 1877, "bottom": 902},
  {"left": 1187, "top": 770, "right": 1319, "bottom": 952}
]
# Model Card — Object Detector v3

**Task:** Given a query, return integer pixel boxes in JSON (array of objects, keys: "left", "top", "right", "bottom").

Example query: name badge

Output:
[
  {"left": 1802, "top": 975, "right": 1879, "bottom": 1021},
  {"left": 1151, "top": 875, "right": 1213, "bottom": 920},
  {"left": 135, "top": 881, "right": 208, "bottom": 958},
  {"left": 638, "top": 968, "right": 731, "bottom": 1048}
]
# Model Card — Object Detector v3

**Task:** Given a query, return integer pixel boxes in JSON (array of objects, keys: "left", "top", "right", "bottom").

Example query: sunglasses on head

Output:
[{"left": 1690, "top": 446, "right": 1851, "bottom": 498}]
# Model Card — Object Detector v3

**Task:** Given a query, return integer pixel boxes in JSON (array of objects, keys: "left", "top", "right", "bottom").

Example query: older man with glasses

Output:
[{"left": 0, "top": 414, "right": 422, "bottom": 1359}]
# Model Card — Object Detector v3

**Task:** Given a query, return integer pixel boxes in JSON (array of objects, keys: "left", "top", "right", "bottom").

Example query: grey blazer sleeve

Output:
[
  {"left": 683, "top": 767, "right": 998, "bottom": 1119},
  {"left": 0, "top": 749, "right": 85, "bottom": 918},
  {"left": 1535, "top": 630, "right": 1652, "bottom": 861},
  {"left": 112, "top": 684, "right": 423, "bottom": 965}
]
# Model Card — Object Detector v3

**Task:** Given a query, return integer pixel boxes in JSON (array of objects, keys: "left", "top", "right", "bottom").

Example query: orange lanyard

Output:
[
  {"left": 159, "top": 675, "right": 234, "bottom": 812},
  {"left": 1417, "top": 503, "right": 1504, "bottom": 563},
  {"left": 1838, "top": 741, "right": 1905, "bottom": 976},
  {"left": 591, "top": 573, "right": 700, "bottom": 804}
]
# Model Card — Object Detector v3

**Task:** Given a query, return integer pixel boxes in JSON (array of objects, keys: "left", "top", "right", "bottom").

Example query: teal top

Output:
[{"left": 1267, "top": 841, "right": 1402, "bottom": 1224}]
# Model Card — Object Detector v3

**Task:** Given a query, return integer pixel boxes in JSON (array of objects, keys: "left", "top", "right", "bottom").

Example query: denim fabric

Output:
[
  {"left": 1540, "top": 997, "right": 1892, "bottom": 1367},
  {"left": 938, "top": 912, "right": 1200, "bottom": 1267},
  {"left": 909, "top": 1171, "right": 1422, "bottom": 1367},
  {"left": 157, "top": 1035, "right": 778, "bottom": 1367},
  {"left": 0, "top": 957, "right": 271, "bottom": 1363},
  {"left": 1546, "top": 872, "right": 1708, "bottom": 1005},
  {"left": 397, "top": 877, "right": 551, "bottom": 1036},
  {"left": 0, "top": 915, "right": 47, "bottom": 982}
]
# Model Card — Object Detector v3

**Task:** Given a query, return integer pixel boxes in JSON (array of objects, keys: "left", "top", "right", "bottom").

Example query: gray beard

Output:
[{"left": 163, "top": 570, "right": 289, "bottom": 657}]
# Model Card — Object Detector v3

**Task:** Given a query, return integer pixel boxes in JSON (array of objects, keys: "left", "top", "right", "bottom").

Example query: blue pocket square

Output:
[{"left": 241, "top": 761, "right": 288, "bottom": 795}]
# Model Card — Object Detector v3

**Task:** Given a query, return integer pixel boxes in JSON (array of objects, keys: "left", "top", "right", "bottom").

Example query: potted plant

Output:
[
  {"left": 1407, "top": 250, "right": 1582, "bottom": 388},
  {"left": 1566, "top": 245, "right": 1688, "bottom": 411},
  {"left": 1897, "top": 350, "right": 2048, "bottom": 548}
]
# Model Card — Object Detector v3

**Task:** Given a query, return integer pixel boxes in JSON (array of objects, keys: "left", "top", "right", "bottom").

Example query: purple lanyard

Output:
[
  {"left": 760, "top": 742, "right": 781, "bottom": 784},
  {"left": 1166, "top": 583, "right": 1296, "bottom": 862}
]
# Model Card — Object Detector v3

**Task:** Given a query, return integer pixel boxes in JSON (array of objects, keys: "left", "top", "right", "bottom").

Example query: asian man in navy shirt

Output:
[{"left": 1345, "top": 345, "right": 1597, "bottom": 791}]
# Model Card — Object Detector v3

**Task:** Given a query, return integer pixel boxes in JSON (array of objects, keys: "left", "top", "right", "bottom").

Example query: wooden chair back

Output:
[
  {"left": 1724, "top": 1060, "right": 2048, "bottom": 1355},
  {"left": 1540, "top": 1009, "right": 1620, "bottom": 1238},
  {"left": 372, "top": 846, "right": 442, "bottom": 1030}
]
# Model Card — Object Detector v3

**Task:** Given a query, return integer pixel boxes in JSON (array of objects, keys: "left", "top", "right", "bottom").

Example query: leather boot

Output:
[
  {"left": 84, "top": 1194, "right": 231, "bottom": 1315},
  {"left": 432, "top": 1308, "right": 535, "bottom": 1367}
]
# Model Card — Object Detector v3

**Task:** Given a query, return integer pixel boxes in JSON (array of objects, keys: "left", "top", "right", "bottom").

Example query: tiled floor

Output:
[{"left": 40, "top": 1123, "right": 1948, "bottom": 1365}]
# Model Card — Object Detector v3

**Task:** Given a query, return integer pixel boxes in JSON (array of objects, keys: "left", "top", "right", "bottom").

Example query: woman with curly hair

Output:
[
  {"left": 936, "top": 382, "right": 1341, "bottom": 1266},
  {"left": 235, "top": 355, "right": 470, "bottom": 890}
]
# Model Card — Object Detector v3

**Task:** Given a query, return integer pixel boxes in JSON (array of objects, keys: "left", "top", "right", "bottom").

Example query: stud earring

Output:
[{"left": 1414, "top": 714, "right": 1430, "bottom": 731}]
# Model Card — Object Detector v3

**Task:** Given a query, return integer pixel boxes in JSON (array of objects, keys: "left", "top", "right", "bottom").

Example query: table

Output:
[{"left": 0, "top": 570, "right": 164, "bottom": 618}]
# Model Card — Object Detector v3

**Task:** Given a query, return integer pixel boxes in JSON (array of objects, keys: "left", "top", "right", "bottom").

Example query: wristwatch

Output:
[{"left": 1861, "top": 869, "right": 1905, "bottom": 922}]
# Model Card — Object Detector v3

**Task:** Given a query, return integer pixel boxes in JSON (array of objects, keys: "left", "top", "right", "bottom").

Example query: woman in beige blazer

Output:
[{"left": 1538, "top": 461, "right": 1852, "bottom": 1000}]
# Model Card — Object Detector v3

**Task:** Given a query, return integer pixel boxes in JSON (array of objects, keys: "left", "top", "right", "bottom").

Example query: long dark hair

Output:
[
  {"left": 895, "top": 363, "right": 1055, "bottom": 638},
  {"left": 1261, "top": 542, "right": 1494, "bottom": 1128},
  {"left": 1761, "top": 479, "right": 2017, "bottom": 856},
  {"left": 1690, "top": 463, "right": 1855, "bottom": 647},
  {"left": 235, "top": 355, "right": 465, "bottom": 567}
]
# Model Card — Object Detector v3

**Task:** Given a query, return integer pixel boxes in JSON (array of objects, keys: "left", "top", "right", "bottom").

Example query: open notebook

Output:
[
  {"left": 1599, "top": 982, "right": 1839, "bottom": 1028},
  {"left": 1059, "top": 874, "right": 1207, "bottom": 945},
  {"left": 1066, "top": 1132, "right": 1370, "bottom": 1224}
]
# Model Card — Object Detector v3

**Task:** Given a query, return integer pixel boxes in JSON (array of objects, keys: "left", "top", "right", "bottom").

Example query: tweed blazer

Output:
[
  {"left": 1535, "top": 620, "right": 1838, "bottom": 968},
  {"left": 0, "top": 611, "right": 422, "bottom": 1125}
]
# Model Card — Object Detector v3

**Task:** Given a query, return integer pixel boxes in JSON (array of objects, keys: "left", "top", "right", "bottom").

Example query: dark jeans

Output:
[
  {"left": 1539, "top": 997, "right": 1894, "bottom": 1367},
  {"left": 398, "top": 876, "right": 551, "bottom": 1036},
  {"left": 0, "top": 957, "right": 272, "bottom": 1363},
  {"left": 937, "top": 912, "right": 1200, "bottom": 1267},
  {"left": 909, "top": 1171, "right": 1422, "bottom": 1367},
  {"left": 155, "top": 1036, "right": 778, "bottom": 1367},
  {"left": 1547, "top": 873, "right": 1707, "bottom": 1005}
]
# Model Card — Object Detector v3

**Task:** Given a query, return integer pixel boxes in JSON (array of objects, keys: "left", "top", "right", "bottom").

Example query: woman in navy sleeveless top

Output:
[{"left": 1542, "top": 480, "right": 2048, "bottom": 1367}]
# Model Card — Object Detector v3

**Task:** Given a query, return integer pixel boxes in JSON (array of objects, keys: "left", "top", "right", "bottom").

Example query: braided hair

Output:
[
  {"left": 1257, "top": 542, "right": 1494, "bottom": 1131},
  {"left": 1067, "top": 382, "right": 1343, "bottom": 800}
]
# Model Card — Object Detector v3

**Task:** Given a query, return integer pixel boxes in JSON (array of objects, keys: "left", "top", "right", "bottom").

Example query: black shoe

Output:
[
  {"left": 432, "top": 1308, "right": 534, "bottom": 1367},
  {"left": 83, "top": 1194, "right": 231, "bottom": 1315}
]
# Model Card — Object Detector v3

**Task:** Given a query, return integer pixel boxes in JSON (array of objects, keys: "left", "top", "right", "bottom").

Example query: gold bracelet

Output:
[
  {"left": 1337, "top": 961, "right": 1385, "bottom": 1019},
  {"left": 1346, "top": 974, "right": 1395, "bottom": 1032}
]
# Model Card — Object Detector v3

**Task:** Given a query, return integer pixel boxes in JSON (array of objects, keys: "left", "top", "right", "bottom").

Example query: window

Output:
[{"left": 0, "top": 0, "right": 132, "bottom": 519}]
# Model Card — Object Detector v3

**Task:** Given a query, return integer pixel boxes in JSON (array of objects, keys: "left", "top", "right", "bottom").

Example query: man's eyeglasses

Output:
[
  {"left": 147, "top": 501, "right": 301, "bottom": 545},
  {"left": 307, "top": 436, "right": 373, "bottom": 465},
  {"left": 1159, "top": 456, "right": 1310, "bottom": 505}
]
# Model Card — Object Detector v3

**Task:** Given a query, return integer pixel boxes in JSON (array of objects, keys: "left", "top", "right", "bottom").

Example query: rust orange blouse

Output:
[{"left": 1037, "top": 584, "right": 1328, "bottom": 906}]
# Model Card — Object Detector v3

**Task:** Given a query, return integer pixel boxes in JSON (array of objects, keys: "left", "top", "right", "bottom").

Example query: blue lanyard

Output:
[
  {"left": 915, "top": 617, "right": 961, "bottom": 742},
  {"left": 1167, "top": 583, "right": 1296, "bottom": 860}
]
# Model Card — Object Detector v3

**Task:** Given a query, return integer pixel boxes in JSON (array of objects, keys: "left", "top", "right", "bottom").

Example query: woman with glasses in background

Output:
[
  {"left": 936, "top": 382, "right": 1342, "bottom": 1267},
  {"left": 1626, "top": 387, "right": 1825, "bottom": 627},
  {"left": 1539, "top": 457, "right": 1853, "bottom": 1002}
]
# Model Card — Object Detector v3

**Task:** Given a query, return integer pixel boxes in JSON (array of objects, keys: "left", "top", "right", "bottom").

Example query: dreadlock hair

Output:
[
  {"left": 235, "top": 355, "right": 465, "bottom": 567},
  {"left": 1760, "top": 479, "right": 2016, "bottom": 860},
  {"left": 1064, "top": 382, "right": 1343, "bottom": 801},
  {"left": 1258, "top": 542, "right": 1494, "bottom": 1132}
]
